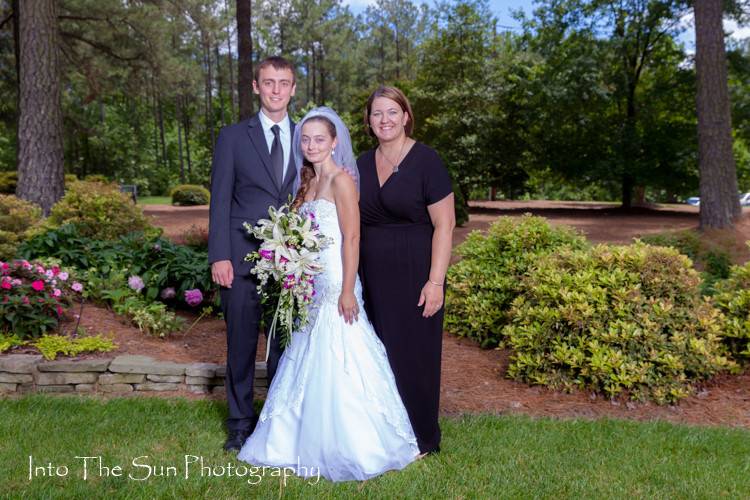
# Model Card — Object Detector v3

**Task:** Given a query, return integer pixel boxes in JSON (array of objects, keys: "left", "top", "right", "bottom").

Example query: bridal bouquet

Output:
[{"left": 244, "top": 203, "right": 332, "bottom": 351}]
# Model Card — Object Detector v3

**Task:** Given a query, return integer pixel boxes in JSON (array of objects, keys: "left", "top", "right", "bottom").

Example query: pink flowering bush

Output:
[{"left": 0, "top": 260, "right": 83, "bottom": 339}]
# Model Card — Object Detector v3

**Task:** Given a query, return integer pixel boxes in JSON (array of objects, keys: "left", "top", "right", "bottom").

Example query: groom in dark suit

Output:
[{"left": 208, "top": 56, "right": 297, "bottom": 451}]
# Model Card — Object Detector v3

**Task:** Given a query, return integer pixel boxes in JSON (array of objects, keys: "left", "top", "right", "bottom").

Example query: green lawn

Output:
[
  {"left": 1, "top": 395, "right": 749, "bottom": 498},
  {"left": 136, "top": 196, "right": 171, "bottom": 205}
]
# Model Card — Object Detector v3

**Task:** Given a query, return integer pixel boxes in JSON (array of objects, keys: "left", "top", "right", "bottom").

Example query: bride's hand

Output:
[
  {"left": 418, "top": 281, "right": 444, "bottom": 318},
  {"left": 338, "top": 292, "right": 359, "bottom": 325}
]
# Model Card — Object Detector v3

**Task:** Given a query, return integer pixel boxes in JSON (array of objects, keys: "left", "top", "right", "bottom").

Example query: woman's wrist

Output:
[{"left": 427, "top": 277, "right": 443, "bottom": 287}]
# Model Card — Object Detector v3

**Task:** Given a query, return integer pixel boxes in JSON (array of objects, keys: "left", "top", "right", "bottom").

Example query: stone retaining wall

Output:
[{"left": 0, "top": 354, "right": 267, "bottom": 395}]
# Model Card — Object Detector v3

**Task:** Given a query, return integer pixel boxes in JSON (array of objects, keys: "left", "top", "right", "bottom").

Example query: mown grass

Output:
[
  {"left": 136, "top": 196, "right": 171, "bottom": 205},
  {"left": 1, "top": 395, "right": 749, "bottom": 498}
]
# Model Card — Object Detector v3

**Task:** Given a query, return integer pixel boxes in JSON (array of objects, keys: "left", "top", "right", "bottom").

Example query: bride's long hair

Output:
[{"left": 291, "top": 116, "right": 337, "bottom": 211}]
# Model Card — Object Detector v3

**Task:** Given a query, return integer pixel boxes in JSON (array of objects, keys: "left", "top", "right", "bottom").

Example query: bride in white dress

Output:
[{"left": 237, "top": 107, "right": 419, "bottom": 482}]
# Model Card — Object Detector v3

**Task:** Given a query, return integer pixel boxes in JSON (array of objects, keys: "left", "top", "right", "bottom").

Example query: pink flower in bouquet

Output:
[
  {"left": 128, "top": 275, "right": 145, "bottom": 292},
  {"left": 0, "top": 262, "right": 8, "bottom": 273},
  {"left": 20, "top": 260, "right": 31, "bottom": 270},
  {"left": 71, "top": 282, "right": 83, "bottom": 293},
  {"left": 279, "top": 255, "right": 289, "bottom": 264},
  {"left": 58, "top": 272, "right": 69, "bottom": 281},
  {"left": 259, "top": 249, "right": 273, "bottom": 260},
  {"left": 160, "top": 287, "right": 176, "bottom": 299},
  {"left": 11, "top": 279, "right": 21, "bottom": 286},
  {"left": 1, "top": 280, "right": 11, "bottom": 290},
  {"left": 184, "top": 288, "right": 203, "bottom": 306},
  {"left": 52, "top": 288, "right": 62, "bottom": 298},
  {"left": 52, "top": 266, "right": 60, "bottom": 276},
  {"left": 22, "top": 296, "right": 29, "bottom": 304},
  {"left": 31, "top": 280, "right": 44, "bottom": 291},
  {"left": 45, "top": 270, "right": 54, "bottom": 279},
  {"left": 36, "top": 265, "right": 45, "bottom": 274},
  {"left": 283, "top": 275, "right": 296, "bottom": 289},
  {"left": 56, "top": 305, "right": 63, "bottom": 316}
]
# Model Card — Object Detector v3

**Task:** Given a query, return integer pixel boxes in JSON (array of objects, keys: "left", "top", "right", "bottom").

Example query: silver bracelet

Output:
[{"left": 428, "top": 278, "right": 443, "bottom": 287}]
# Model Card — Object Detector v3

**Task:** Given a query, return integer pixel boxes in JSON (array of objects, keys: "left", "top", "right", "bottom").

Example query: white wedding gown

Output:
[{"left": 237, "top": 198, "right": 419, "bottom": 482}]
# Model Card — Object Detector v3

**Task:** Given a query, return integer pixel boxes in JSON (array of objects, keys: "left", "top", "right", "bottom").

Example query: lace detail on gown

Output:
[{"left": 239, "top": 198, "right": 418, "bottom": 482}]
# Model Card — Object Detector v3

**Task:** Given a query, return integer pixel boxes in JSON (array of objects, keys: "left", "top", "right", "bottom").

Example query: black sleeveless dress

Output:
[{"left": 358, "top": 142, "right": 453, "bottom": 454}]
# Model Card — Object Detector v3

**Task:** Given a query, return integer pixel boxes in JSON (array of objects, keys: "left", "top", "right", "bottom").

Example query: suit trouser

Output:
[{"left": 221, "top": 273, "right": 283, "bottom": 432}]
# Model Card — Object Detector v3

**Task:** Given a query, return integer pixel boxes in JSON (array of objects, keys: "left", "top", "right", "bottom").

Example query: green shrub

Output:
[
  {"left": 171, "top": 184, "right": 210, "bottom": 206},
  {"left": 503, "top": 243, "right": 736, "bottom": 404},
  {"left": 0, "top": 171, "right": 17, "bottom": 194},
  {"left": 43, "top": 181, "right": 150, "bottom": 240},
  {"left": 0, "top": 195, "right": 42, "bottom": 260},
  {"left": 181, "top": 224, "right": 209, "bottom": 251},
  {"left": 19, "top": 225, "right": 215, "bottom": 308},
  {"left": 445, "top": 215, "right": 587, "bottom": 348},
  {"left": 64, "top": 174, "right": 78, "bottom": 187},
  {"left": 713, "top": 261, "right": 750, "bottom": 362},
  {"left": 83, "top": 174, "right": 111, "bottom": 184},
  {"left": 640, "top": 230, "right": 731, "bottom": 295}
]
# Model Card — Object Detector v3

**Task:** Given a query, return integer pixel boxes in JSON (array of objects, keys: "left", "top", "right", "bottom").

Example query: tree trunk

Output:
[
  {"left": 203, "top": 36, "right": 215, "bottom": 148},
  {"left": 695, "top": 0, "right": 741, "bottom": 228},
  {"left": 16, "top": 0, "right": 64, "bottom": 215},
  {"left": 236, "top": 0, "right": 254, "bottom": 120},
  {"left": 224, "top": 0, "right": 236, "bottom": 121},
  {"left": 11, "top": 0, "right": 19, "bottom": 95},
  {"left": 176, "top": 95, "right": 185, "bottom": 184},
  {"left": 151, "top": 86, "right": 161, "bottom": 169},
  {"left": 157, "top": 92, "right": 169, "bottom": 169},
  {"left": 215, "top": 45, "right": 225, "bottom": 127},
  {"left": 182, "top": 96, "right": 192, "bottom": 175}
]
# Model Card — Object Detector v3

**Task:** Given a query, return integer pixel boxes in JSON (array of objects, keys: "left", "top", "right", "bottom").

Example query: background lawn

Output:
[
  {"left": 1, "top": 395, "right": 749, "bottom": 498},
  {"left": 136, "top": 196, "right": 172, "bottom": 205}
]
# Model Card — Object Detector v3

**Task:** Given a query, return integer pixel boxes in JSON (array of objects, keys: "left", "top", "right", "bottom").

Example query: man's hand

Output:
[{"left": 211, "top": 260, "right": 234, "bottom": 288}]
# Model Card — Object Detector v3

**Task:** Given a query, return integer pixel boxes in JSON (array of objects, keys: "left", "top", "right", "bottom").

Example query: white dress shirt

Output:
[{"left": 258, "top": 110, "right": 291, "bottom": 180}]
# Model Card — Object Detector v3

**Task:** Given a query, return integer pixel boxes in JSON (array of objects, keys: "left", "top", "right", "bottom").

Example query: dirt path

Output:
[{"left": 51, "top": 202, "right": 747, "bottom": 427}]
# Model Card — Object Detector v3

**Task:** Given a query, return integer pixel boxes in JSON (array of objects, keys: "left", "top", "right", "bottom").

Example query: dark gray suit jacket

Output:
[{"left": 208, "top": 113, "right": 296, "bottom": 276}]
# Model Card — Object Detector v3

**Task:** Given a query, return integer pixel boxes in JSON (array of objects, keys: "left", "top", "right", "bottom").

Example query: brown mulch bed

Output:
[{"left": 8, "top": 202, "right": 750, "bottom": 428}]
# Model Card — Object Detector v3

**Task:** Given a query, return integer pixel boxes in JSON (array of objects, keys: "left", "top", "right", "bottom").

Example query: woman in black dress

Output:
[{"left": 358, "top": 86, "right": 455, "bottom": 455}]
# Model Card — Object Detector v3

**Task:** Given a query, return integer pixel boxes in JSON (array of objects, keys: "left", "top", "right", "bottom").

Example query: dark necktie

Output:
[{"left": 270, "top": 124, "right": 284, "bottom": 187}]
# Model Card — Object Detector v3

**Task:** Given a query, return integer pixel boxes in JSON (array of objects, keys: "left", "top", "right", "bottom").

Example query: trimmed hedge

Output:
[{"left": 171, "top": 184, "right": 210, "bottom": 206}]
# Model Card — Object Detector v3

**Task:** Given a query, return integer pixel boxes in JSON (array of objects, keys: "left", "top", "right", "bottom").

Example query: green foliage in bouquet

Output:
[
  {"left": 503, "top": 243, "right": 736, "bottom": 404},
  {"left": 445, "top": 215, "right": 587, "bottom": 348},
  {"left": 713, "top": 260, "right": 750, "bottom": 362},
  {"left": 0, "top": 195, "right": 42, "bottom": 260},
  {"left": 171, "top": 184, "right": 210, "bottom": 206},
  {"left": 41, "top": 181, "right": 150, "bottom": 240}
]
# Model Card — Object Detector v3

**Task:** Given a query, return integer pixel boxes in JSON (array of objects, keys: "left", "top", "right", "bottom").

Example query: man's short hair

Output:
[{"left": 254, "top": 56, "right": 296, "bottom": 84}]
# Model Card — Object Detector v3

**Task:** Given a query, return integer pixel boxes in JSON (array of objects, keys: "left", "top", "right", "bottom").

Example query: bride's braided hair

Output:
[{"left": 291, "top": 115, "right": 338, "bottom": 210}]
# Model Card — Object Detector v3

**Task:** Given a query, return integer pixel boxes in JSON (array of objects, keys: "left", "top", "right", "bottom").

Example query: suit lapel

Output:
[
  {"left": 282, "top": 120, "right": 297, "bottom": 191},
  {"left": 246, "top": 114, "right": 278, "bottom": 190}
]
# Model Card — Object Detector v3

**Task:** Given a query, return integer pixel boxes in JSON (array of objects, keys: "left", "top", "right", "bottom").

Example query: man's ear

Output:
[
  {"left": 252, "top": 80, "right": 260, "bottom": 95},
  {"left": 291, "top": 82, "right": 297, "bottom": 97}
]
